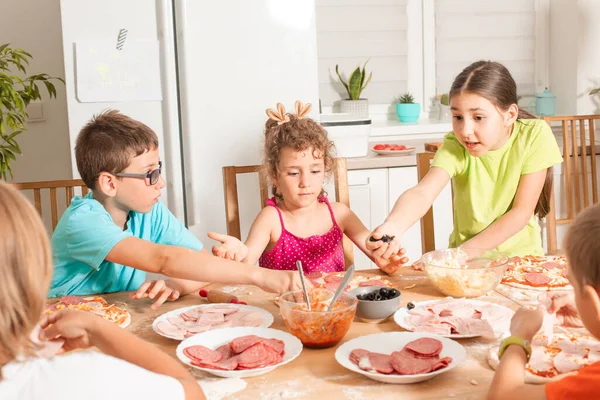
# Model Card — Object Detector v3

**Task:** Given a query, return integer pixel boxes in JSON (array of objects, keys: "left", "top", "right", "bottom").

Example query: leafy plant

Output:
[
  {"left": 335, "top": 60, "right": 372, "bottom": 100},
  {"left": 590, "top": 88, "right": 600, "bottom": 96},
  {"left": 0, "top": 43, "right": 64, "bottom": 180},
  {"left": 438, "top": 93, "right": 449, "bottom": 106},
  {"left": 396, "top": 92, "right": 415, "bottom": 104}
]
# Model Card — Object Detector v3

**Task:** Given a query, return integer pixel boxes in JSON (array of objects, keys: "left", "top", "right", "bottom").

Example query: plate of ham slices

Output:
[
  {"left": 176, "top": 327, "right": 303, "bottom": 378},
  {"left": 335, "top": 332, "right": 466, "bottom": 384},
  {"left": 152, "top": 304, "right": 274, "bottom": 340},
  {"left": 393, "top": 298, "right": 513, "bottom": 338}
]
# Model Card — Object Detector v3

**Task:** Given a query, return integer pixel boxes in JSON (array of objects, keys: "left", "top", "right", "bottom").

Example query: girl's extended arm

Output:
[{"left": 461, "top": 169, "right": 547, "bottom": 253}]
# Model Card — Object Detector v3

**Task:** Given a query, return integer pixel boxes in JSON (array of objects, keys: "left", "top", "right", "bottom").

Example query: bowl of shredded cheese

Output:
[{"left": 421, "top": 248, "right": 508, "bottom": 298}]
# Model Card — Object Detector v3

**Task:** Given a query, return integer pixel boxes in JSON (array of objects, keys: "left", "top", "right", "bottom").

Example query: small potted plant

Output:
[
  {"left": 395, "top": 92, "right": 420, "bottom": 123},
  {"left": 335, "top": 60, "right": 372, "bottom": 118}
]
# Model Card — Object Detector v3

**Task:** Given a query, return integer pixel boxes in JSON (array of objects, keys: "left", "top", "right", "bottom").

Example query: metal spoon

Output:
[
  {"left": 296, "top": 260, "right": 311, "bottom": 311},
  {"left": 327, "top": 264, "right": 355, "bottom": 312}
]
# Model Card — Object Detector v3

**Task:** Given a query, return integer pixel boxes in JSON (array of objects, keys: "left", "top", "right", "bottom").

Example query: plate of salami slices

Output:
[
  {"left": 335, "top": 332, "right": 466, "bottom": 384},
  {"left": 176, "top": 327, "right": 303, "bottom": 378}
]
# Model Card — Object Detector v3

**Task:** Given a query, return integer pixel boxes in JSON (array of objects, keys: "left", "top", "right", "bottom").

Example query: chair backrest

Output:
[
  {"left": 222, "top": 158, "right": 354, "bottom": 268},
  {"left": 12, "top": 179, "right": 88, "bottom": 231},
  {"left": 417, "top": 143, "right": 445, "bottom": 254},
  {"left": 543, "top": 115, "right": 600, "bottom": 254}
]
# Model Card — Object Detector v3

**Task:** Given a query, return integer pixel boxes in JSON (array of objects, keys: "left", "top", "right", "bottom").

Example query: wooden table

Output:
[{"left": 103, "top": 269, "right": 531, "bottom": 400}]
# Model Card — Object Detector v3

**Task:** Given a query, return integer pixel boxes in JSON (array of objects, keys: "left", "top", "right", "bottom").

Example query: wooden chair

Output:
[
  {"left": 12, "top": 179, "right": 88, "bottom": 231},
  {"left": 543, "top": 115, "right": 600, "bottom": 254},
  {"left": 222, "top": 158, "right": 355, "bottom": 268},
  {"left": 417, "top": 143, "right": 444, "bottom": 253}
]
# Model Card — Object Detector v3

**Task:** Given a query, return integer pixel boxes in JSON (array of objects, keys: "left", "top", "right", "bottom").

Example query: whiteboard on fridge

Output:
[{"left": 74, "top": 40, "right": 162, "bottom": 102}]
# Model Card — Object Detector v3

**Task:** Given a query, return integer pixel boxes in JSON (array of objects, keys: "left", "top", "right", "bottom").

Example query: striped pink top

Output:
[{"left": 258, "top": 196, "right": 345, "bottom": 273}]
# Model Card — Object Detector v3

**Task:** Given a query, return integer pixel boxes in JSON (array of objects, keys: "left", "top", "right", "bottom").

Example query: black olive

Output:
[
  {"left": 356, "top": 294, "right": 364, "bottom": 300},
  {"left": 379, "top": 288, "right": 389, "bottom": 297},
  {"left": 407, "top": 301, "right": 415, "bottom": 310},
  {"left": 374, "top": 293, "right": 382, "bottom": 301},
  {"left": 368, "top": 236, "right": 378, "bottom": 242},
  {"left": 367, "top": 292, "right": 375, "bottom": 301},
  {"left": 381, "top": 235, "right": 395, "bottom": 243},
  {"left": 389, "top": 289, "right": 399, "bottom": 298}
]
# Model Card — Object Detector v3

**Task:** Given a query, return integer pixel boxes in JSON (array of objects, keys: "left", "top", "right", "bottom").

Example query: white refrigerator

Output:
[{"left": 59, "top": 0, "right": 320, "bottom": 242}]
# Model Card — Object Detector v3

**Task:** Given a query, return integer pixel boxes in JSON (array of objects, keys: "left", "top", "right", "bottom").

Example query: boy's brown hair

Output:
[
  {"left": 75, "top": 110, "right": 159, "bottom": 190},
  {"left": 0, "top": 181, "right": 53, "bottom": 376},
  {"left": 563, "top": 203, "right": 600, "bottom": 287},
  {"left": 263, "top": 114, "right": 336, "bottom": 198}
]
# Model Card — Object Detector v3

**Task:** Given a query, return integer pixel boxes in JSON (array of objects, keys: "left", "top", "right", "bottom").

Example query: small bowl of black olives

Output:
[{"left": 348, "top": 286, "right": 401, "bottom": 323}]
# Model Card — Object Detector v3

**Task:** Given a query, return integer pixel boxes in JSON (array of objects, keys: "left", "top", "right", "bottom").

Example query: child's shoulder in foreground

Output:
[{"left": 0, "top": 351, "right": 184, "bottom": 400}]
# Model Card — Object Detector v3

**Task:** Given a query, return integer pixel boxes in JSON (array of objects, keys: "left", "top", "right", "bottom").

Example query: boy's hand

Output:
[
  {"left": 208, "top": 232, "right": 249, "bottom": 261},
  {"left": 39, "top": 309, "right": 103, "bottom": 352},
  {"left": 510, "top": 306, "right": 545, "bottom": 341},
  {"left": 256, "top": 269, "right": 311, "bottom": 294},
  {"left": 373, "top": 248, "right": 409, "bottom": 275},
  {"left": 540, "top": 292, "right": 583, "bottom": 328},
  {"left": 130, "top": 279, "right": 180, "bottom": 309}
]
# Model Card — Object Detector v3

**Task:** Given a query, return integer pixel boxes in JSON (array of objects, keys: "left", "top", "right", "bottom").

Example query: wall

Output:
[{"left": 1, "top": 0, "right": 72, "bottom": 183}]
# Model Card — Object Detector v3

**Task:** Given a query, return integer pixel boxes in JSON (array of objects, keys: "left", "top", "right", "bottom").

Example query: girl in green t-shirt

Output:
[{"left": 367, "top": 61, "right": 562, "bottom": 269}]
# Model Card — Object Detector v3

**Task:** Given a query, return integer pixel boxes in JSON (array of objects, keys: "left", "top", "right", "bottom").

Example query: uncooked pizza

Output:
[
  {"left": 45, "top": 295, "right": 131, "bottom": 328},
  {"left": 488, "top": 333, "right": 600, "bottom": 384},
  {"left": 501, "top": 255, "right": 572, "bottom": 291}
]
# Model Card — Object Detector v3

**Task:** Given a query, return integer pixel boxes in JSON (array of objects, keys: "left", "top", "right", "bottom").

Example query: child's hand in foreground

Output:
[
  {"left": 130, "top": 279, "right": 180, "bottom": 309},
  {"left": 540, "top": 292, "right": 583, "bottom": 328},
  {"left": 208, "top": 232, "right": 249, "bottom": 261},
  {"left": 510, "top": 306, "right": 545, "bottom": 341}
]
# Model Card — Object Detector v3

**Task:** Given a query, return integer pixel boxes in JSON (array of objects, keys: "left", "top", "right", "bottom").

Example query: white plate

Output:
[
  {"left": 372, "top": 147, "right": 416, "bottom": 156},
  {"left": 152, "top": 304, "right": 274, "bottom": 340},
  {"left": 393, "top": 299, "right": 513, "bottom": 338},
  {"left": 335, "top": 332, "right": 466, "bottom": 384},
  {"left": 176, "top": 327, "right": 303, "bottom": 378}
]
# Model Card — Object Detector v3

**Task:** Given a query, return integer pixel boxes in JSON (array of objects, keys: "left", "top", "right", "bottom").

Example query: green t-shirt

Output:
[{"left": 431, "top": 119, "right": 563, "bottom": 257}]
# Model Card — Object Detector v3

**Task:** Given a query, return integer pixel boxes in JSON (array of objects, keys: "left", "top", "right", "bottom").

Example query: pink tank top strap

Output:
[
  {"left": 320, "top": 195, "right": 338, "bottom": 226},
  {"left": 266, "top": 197, "right": 285, "bottom": 229}
]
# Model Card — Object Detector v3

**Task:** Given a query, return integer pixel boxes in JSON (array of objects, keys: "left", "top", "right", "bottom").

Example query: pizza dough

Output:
[{"left": 501, "top": 256, "right": 573, "bottom": 292}]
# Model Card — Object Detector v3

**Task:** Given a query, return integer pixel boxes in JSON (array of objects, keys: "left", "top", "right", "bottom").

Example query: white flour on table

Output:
[{"left": 197, "top": 377, "right": 247, "bottom": 400}]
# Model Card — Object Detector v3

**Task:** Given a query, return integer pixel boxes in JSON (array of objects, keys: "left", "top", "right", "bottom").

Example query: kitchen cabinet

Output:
[{"left": 347, "top": 169, "right": 388, "bottom": 270}]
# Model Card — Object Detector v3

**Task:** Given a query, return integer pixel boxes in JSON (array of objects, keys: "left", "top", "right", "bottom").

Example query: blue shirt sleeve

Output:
[
  {"left": 65, "top": 204, "right": 132, "bottom": 271},
  {"left": 151, "top": 201, "right": 203, "bottom": 251}
]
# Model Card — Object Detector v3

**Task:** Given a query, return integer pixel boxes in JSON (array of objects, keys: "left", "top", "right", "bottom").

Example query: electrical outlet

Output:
[{"left": 27, "top": 100, "right": 44, "bottom": 122}]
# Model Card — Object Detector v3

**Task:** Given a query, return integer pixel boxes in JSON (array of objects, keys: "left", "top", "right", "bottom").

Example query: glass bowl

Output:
[
  {"left": 279, "top": 288, "right": 357, "bottom": 348},
  {"left": 421, "top": 248, "right": 508, "bottom": 298}
]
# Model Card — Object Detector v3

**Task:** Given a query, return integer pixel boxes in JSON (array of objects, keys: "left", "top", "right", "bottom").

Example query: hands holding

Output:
[{"left": 366, "top": 222, "right": 410, "bottom": 274}]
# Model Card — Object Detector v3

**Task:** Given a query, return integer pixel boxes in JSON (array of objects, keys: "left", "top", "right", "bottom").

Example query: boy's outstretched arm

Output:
[
  {"left": 487, "top": 307, "right": 547, "bottom": 400},
  {"left": 107, "top": 237, "right": 304, "bottom": 294}
]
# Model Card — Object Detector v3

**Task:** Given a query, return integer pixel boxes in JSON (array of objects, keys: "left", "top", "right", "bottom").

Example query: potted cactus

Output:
[
  {"left": 395, "top": 92, "right": 420, "bottom": 123},
  {"left": 335, "top": 60, "right": 372, "bottom": 117}
]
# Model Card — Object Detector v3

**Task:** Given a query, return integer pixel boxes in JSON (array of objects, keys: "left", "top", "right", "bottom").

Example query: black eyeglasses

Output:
[{"left": 116, "top": 161, "right": 163, "bottom": 185}]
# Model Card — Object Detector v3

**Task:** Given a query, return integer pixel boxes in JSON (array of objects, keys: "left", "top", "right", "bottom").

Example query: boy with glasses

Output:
[{"left": 49, "top": 110, "right": 303, "bottom": 307}]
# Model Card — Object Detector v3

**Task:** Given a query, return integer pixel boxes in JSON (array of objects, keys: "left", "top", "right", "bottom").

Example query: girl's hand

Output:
[
  {"left": 366, "top": 222, "right": 402, "bottom": 258},
  {"left": 130, "top": 279, "right": 180, "bottom": 310},
  {"left": 208, "top": 232, "right": 249, "bottom": 261},
  {"left": 510, "top": 306, "right": 545, "bottom": 341},
  {"left": 256, "top": 268, "right": 311, "bottom": 294},
  {"left": 39, "top": 309, "right": 103, "bottom": 352},
  {"left": 540, "top": 292, "right": 583, "bottom": 328},
  {"left": 373, "top": 249, "right": 409, "bottom": 275}
]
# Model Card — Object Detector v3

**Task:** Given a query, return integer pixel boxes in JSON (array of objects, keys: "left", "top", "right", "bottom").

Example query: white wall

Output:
[
  {"left": 549, "top": 0, "right": 600, "bottom": 115},
  {"left": 1, "top": 0, "right": 72, "bottom": 183}
]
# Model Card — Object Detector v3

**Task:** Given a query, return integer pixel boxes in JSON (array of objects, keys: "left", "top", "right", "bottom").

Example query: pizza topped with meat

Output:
[
  {"left": 45, "top": 295, "right": 131, "bottom": 328},
  {"left": 501, "top": 255, "right": 572, "bottom": 291},
  {"left": 306, "top": 271, "right": 394, "bottom": 291}
]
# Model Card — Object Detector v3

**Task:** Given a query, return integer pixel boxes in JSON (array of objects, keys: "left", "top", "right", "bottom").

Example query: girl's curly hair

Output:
[{"left": 263, "top": 114, "right": 336, "bottom": 198}]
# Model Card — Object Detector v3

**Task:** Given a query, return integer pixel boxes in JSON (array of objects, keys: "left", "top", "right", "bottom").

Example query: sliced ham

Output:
[{"left": 156, "top": 321, "right": 185, "bottom": 340}]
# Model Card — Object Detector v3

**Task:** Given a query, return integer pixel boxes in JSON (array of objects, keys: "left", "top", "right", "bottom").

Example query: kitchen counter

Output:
[{"left": 346, "top": 138, "right": 435, "bottom": 170}]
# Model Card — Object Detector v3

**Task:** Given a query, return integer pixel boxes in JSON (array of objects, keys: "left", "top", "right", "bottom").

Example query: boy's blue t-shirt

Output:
[{"left": 49, "top": 193, "right": 203, "bottom": 297}]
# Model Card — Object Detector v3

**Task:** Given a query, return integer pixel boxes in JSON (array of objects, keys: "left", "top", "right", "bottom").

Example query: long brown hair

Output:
[
  {"left": 263, "top": 114, "right": 336, "bottom": 199},
  {"left": 0, "top": 181, "right": 53, "bottom": 377},
  {"left": 449, "top": 60, "right": 552, "bottom": 218}
]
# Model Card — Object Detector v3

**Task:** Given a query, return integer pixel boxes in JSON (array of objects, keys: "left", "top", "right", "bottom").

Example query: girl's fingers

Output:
[
  {"left": 152, "top": 290, "right": 172, "bottom": 310},
  {"left": 135, "top": 281, "right": 153, "bottom": 299},
  {"left": 207, "top": 231, "right": 227, "bottom": 243}
]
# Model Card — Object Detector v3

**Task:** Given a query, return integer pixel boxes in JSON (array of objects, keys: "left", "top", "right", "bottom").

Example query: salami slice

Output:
[
  {"left": 368, "top": 353, "right": 394, "bottom": 374},
  {"left": 359, "top": 280, "right": 386, "bottom": 287},
  {"left": 324, "top": 274, "right": 343, "bottom": 284},
  {"left": 349, "top": 349, "right": 370, "bottom": 365},
  {"left": 404, "top": 338, "right": 443, "bottom": 357},
  {"left": 60, "top": 295, "right": 84, "bottom": 305},
  {"left": 525, "top": 272, "right": 551, "bottom": 287},
  {"left": 390, "top": 349, "right": 433, "bottom": 375},
  {"left": 541, "top": 262, "right": 561, "bottom": 270},
  {"left": 184, "top": 345, "right": 222, "bottom": 363}
]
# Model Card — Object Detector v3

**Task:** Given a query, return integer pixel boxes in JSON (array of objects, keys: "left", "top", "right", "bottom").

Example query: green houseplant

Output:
[
  {"left": 395, "top": 92, "right": 420, "bottom": 123},
  {"left": 0, "top": 44, "right": 64, "bottom": 180},
  {"left": 335, "top": 60, "right": 372, "bottom": 117}
]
